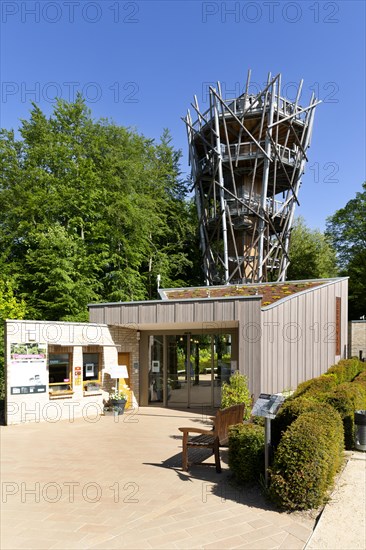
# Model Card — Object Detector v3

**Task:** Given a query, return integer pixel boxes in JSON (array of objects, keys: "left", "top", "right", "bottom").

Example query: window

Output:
[
  {"left": 49, "top": 353, "right": 72, "bottom": 391},
  {"left": 83, "top": 353, "right": 100, "bottom": 382}
]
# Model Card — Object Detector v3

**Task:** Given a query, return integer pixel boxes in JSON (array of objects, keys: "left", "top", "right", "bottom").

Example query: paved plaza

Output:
[{"left": 1, "top": 407, "right": 364, "bottom": 549}]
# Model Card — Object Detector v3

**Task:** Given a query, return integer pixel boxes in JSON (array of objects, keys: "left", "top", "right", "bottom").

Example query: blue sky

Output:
[{"left": 1, "top": 0, "right": 365, "bottom": 230}]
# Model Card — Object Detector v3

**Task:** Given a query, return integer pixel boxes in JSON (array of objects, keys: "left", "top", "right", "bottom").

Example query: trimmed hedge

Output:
[
  {"left": 271, "top": 398, "right": 336, "bottom": 449},
  {"left": 228, "top": 423, "right": 265, "bottom": 483},
  {"left": 353, "top": 370, "right": 366, "bottom": 389},
  {"left": 279, "top": 359, "right": 366, "bottom": 451},
  {"left": 269, "top": 408, "right": 344, "bottom": 510},
  {"left": 325, "top": 382, "right": 366, "bottom": 449},
  {"left": 292, "top": 375, "right": 337, "bottom": 399},
  {"left": 325, "top": 358, "right": 366, "bottom": 384}
]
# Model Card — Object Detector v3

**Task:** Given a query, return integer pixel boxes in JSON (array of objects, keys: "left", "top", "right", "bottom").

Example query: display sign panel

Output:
[
  {"left": 251, "top": 393, "right": 285, "bottom": 419},
  {"left": 152, "top": 360, "right": 160, "bottom": 373},
  {"left": 110, "top": 365, "right": 129, "bottom": 378},
  {"left": 10, "top": 342, "right": 47, "bottom": 395}
]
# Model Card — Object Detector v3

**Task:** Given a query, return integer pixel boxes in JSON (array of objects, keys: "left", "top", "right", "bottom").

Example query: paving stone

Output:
[
  {"left": 279, "top": 532, "right": 308, "bottom": 549},
  {"left": 1, "top": 407, "right": 319, "bottom": 550}
]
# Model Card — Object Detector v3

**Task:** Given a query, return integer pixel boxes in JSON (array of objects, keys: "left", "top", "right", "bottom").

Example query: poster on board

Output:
[{"left": 10, "top": 343, "right": 47, "bottom": 395}]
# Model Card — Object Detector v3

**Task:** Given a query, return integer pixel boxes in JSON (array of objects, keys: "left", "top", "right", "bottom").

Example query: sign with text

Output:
[
  {"left": 10, "top": 342, "right": 47, "bottom": 395},
  {"left": 251, "top": 393, "right": 285, "bottom": 419}
]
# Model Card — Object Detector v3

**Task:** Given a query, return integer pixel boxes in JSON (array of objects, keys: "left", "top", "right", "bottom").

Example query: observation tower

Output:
[{"left": 184, "top": 71, "right": 320, "bottom": 285}]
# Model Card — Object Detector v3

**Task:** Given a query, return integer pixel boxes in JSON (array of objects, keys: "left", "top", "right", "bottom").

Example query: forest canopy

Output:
[{"left": 0, "top": 97, "right": 201, "bottom": 321}]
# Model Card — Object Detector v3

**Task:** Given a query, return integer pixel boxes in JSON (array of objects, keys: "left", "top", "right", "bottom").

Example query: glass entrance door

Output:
[
  {"left": 167, "top": 336, "right": 189, "bottom": 406},
  {"left": 148, "top": 336, "right": 164, "bottom": 404},
  {"left": 164, "top": 333, "right": 233, "bottom": 409},
  {"left": 189, "top": 335, "right": 214, "bottom": 407}
]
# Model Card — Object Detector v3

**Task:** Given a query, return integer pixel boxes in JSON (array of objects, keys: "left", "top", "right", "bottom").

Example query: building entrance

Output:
[{"left": 148, "top": 333, "right": 233, "bottom": 409}]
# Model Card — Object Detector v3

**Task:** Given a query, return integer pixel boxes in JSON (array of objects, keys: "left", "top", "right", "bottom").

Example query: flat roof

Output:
[
  {"left": 159, "top": 278, "right": 346, "bottom": 307},
  {"left": 88, "top": 277, "right": 348, "bottom": 310}
]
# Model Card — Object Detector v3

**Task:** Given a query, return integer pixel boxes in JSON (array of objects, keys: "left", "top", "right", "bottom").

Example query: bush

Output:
[
  {"left": 271, "top": 398, "right": 335, "bottom": 449},
  {"left": 292, "top": 375, "right": 337, "bottom": 399},
  {"left": 228, "top": 423, "right": 265, "bottom": 483},
  {"left": 325, "top": 358, "right": 366, "bottom": 384},
  {"left": 325, "top": 382, "right": 366, "bottom": 449},
  {"left": 353, "top": 370, "right": 366, "bottom": 389},
  {"left": 269, "top": 408, "right": 344, "bottom": 510},
  {"left": 221, "top": 372, "right": 251, "bottom": 420}
]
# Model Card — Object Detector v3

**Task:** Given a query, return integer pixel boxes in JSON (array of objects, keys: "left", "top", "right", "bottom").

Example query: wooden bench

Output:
[{"left": 178, "top": 403, "right": 245, "bottom": 473}]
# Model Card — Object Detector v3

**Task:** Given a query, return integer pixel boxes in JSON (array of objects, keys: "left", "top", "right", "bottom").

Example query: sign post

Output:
[
  {"left": 251, "top": 393, "right": 285, "bottom": 488},
  {"left": 109, "top": 365, "right": 129, "bottom": 394}
]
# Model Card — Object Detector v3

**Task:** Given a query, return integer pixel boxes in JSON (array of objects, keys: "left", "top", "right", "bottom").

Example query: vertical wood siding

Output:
[{"left": 261, "top": 279, "right": 348, "bottom": 394}]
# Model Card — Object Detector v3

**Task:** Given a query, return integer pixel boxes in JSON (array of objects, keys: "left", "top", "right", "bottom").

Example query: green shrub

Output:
[
  {"left": 353, "top": 370, "right": 366, "bottom": 389},
  {"left": 269, "top": 408, "right": 344, "bottom": 510},
  {"left": 228, "top": 423, "right": 265, "bottom": 483},
  {"left": 292, "top": 375, "right": 337, "bottom": 399},
  {"left": 221, "top": 372, "right": 251, "bottom": 420},
  {"left": 325, "top": 358, "right": 366, "bottom": 384},
  {"left": 325, "top": 382, "right": 366, "bottom": 449},
  {"left": 271, "top": 398, "right": 335, "bottom": 449}
]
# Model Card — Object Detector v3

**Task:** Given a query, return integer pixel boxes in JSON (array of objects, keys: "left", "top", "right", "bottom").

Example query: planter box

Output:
[{"left": 107, "top": 399, "right": 127, "bottom": 416}]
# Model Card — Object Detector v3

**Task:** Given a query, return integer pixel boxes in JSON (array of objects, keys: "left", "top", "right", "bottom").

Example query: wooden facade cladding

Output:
[
  {"left": 260, "top": 278, "right": 348, "bottom": 394},
  {"left": 88, "top": 296, "right": 262, "bottom": 327},
  {"left": 88, "top": 278, "right": 348, "bottom": 398}
]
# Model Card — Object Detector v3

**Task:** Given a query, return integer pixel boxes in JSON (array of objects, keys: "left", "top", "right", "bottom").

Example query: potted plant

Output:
[{"left": 108, "top": 388, "right": 128, "bottom": 415}]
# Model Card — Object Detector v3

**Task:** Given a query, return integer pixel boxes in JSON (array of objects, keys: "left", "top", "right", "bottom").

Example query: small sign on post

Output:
[
  {"left": 251, "top": 393, "right": 285, "bottom": 487},
  {"left": 109, "top": 365, "right": 129, "bottom": 395}
]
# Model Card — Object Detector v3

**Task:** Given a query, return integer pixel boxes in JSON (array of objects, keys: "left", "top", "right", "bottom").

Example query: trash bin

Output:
[{"left": 354, "top": 410, "right": 366, "bottom": 451}]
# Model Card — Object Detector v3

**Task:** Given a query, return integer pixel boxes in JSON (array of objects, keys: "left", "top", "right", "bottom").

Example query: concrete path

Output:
[
  {"left": 1, "top": 407, "right": 314, "bottom": 549},
  {"left": 306, "top": 451, "right": 366, "bottom": 549}
]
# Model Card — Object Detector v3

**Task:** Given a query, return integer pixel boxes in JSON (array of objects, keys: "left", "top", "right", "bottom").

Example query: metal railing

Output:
[{"left": 191, "top": 94, "right": 306, "bottom": 130}]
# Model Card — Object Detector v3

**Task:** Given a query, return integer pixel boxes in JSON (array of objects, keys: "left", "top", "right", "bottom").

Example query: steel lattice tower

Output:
[{"left": 184, "top": 71, "right": 320, "bottom": 285}]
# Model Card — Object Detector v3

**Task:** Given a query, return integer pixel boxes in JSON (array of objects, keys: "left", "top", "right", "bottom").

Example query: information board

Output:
[
  {"left": 110, "top": 365, "right": 129, "bottom": 378},
  {"left": 10, "top": 342, "right": 47, "bottom": 395},
  {"left": 251, "top": 393, "right": 285, "bottom": 419}
]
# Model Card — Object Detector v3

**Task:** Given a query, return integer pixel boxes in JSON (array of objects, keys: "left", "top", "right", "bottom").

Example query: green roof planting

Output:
[{"left": 160, "top": 280, "right": 326, "bottom": 307}]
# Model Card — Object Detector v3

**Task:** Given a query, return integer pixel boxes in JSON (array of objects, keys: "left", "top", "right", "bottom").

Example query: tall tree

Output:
[
  {"left": 0, "top": 98, "right": 201, "bottom": 320},
  {"left": 326, "top": 183, "right": 366, "bottom": 319},
  {"left": 287, "top": 217, "right": 338, "bottom": 280}
]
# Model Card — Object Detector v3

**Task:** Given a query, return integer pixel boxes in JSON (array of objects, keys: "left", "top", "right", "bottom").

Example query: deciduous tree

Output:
[
  {"left": 326, "top": 183, "right": 366, "bottom": 319},
  {"left": 287, "top": 217, "right": 337, "bottom": 281}
]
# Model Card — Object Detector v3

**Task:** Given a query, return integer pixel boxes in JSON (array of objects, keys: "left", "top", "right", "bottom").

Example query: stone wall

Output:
[
  {"left": 108, "top": 326, "right": 140, "bottom": 403},
  {"left": 348, "top": 321, "right": 366, "bottom": 359}
]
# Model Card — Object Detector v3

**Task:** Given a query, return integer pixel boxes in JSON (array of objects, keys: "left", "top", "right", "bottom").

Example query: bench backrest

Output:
[{"left": 214, "top": 403, "right": 245, "bottom": 444}]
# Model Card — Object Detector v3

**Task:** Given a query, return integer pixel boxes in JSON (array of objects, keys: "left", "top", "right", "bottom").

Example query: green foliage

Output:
[
  {"left": 221, "top": 372, "right": 251, "bottom": 420},
  {"left": 287, "top": 217, "right": 337, "bottom": 280},
  {"left": 326, "top": 182, "right": 366, "bottom": 319},
  {"left": 353, "top": 370, "right": 366, "bottom": 389},
  {"left": 292, "top": 375, "right": 337, "bottom": 400},
  {"left": 0, "top": 278, "right": 27, "bottom": 398},
  {"left": 269, "top": 408, "right": 344, "bottom": 510},
  {"left": 267, "top": 358, "right": 365, "bottom": 511},
  {"left": 0, "top": 99, "right": 201, "bottom": 321},
  {"left": 325, "top": 382, "right": 366, "bottom": 449},
  {"left": 271, "top": 398, "right": 336, "bottom": 449},
  {"left": 228, "top": 423, "right": 265, "bottom": 483},
  {"left": 325, "top": 358, "right": 366, "bottom": 384},
  {"left": 274, "top": 360, "right": 366, "bottom": 451},
  {"left": 21, "top": 224, "right": 96, "bottom": 321}
]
